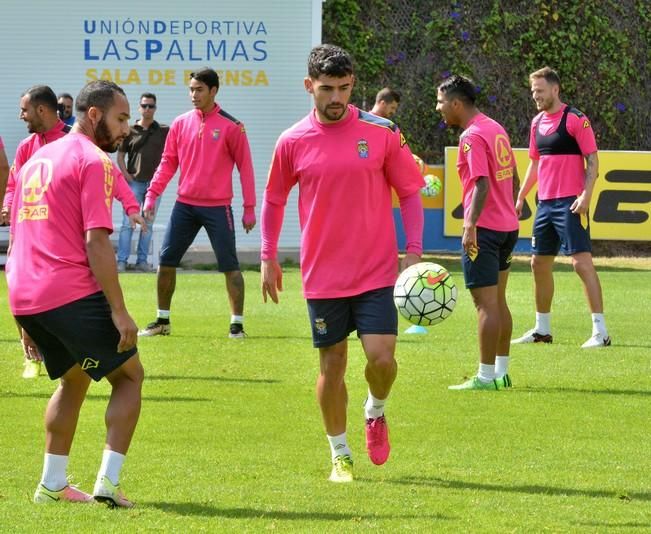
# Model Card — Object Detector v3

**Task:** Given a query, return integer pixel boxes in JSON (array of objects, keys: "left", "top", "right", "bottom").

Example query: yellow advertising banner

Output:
[{"left": 444, "top": 148, "right": 651, "bottom": 241}]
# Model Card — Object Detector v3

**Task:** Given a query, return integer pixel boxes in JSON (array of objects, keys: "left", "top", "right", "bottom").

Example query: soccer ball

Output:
[
  {"left": 421, "top": 174, "right": 442, "bottom": 197},
  {"left": 393, "top": 262, "right": 457, "bottom": 326}
]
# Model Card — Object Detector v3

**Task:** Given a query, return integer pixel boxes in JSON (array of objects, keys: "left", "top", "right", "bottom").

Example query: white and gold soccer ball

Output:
[{"left": 394, "top": 262, "right": 457, "bottom": 326}]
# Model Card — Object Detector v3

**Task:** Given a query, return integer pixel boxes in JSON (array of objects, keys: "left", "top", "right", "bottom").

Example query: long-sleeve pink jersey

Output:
[
  {"left": 3, "top": 120, "right": 70, "bottom": 210},
  {"left": 262, "top": 105, "right": 425, "bottom": 299},
  {"left": 3, "top": 121, "right": 138, "bottom": 216},
  {"left": 145, "top": 104, "right": 256, "bottom": 208}
]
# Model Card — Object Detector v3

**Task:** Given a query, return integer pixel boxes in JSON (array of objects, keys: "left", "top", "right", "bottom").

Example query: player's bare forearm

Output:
[
  {"left": 518, "top": 160, "right": 538, "bottom": 202},
  {"left": 583, "top": 152, "right": 599, "bottom": 197},
  {"left": 467, "top": 176, "right": 489, "bottom": 227},
  {"left": 515, "top": 160, "right": 538, "bottom": 216},
  {"left": 512, "top": 165, "right": 521, "bottom": 205},
  {"left": 86, "top": 228, "right": 127, "bottom": 313}
]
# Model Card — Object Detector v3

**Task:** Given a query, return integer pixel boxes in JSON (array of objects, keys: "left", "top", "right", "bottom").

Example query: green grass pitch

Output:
[{"left": 1, "top": 256, "right": 650, "bottom": 532}]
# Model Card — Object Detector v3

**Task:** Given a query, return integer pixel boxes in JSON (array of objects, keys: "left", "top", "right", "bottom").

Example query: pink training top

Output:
[
  {"left": 456, "top": 113, "right": 519, "bottom": 232},
  {"left": 6, "top": 133, "right": 117, "bottom": 315},
  {"left": 3, "top": 120, "right": 69, "bottom": 210},
  {"left": 262, "top": 105, "right": 424, "bottom": 299},
  {"left": 146, "top": 103, "right": 256, "bottom": 208},
  {"left": 112, "top": 164, "right": 139, "bottom": 216},
  {"left": 529, "top": 104, "right": 598, "bottom": 200},
  {"left": 3, "top": 121, "right": 138, "bottom": 216}
]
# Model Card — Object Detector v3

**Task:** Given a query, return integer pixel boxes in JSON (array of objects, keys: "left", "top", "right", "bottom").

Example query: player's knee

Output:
[
  {"left": 571, "top": 255, "right": 594, "bottom": 276},
  {"left": 131, "top": 357, "right": 145, "bottom": 386},
  {"left": 225, "top": 270, "right": 244, "bottom": 286},
  {"left": 367, "top": 351, "right": 396, "bottom": 373},
  {"left": 60, "top": 367, "right": 91, "bottom": 397},
  {"left": 108, "top": 355, "right": 144, "bottom": 388},
  {"left": 531, "top": 256, "right": 544, "bottom": 272},
  {"left": 320, "top": 351, "right": 347, "bottom": 378},
  {"left": 159, "top": 265, "right": 176, "bottom": 277}
]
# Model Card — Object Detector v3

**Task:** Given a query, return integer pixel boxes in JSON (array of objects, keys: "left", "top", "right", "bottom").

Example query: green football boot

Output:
[
  {"left": 495, "top": 374, "right": 513, "bottom": 389},
  {"left": 329, "top": 454, "right": 354, "bottom": 483}
]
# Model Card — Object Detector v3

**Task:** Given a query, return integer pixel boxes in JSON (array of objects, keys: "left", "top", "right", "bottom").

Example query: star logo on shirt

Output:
[{"left": 463, "top": 142, "right": 472, "bottom": 153}]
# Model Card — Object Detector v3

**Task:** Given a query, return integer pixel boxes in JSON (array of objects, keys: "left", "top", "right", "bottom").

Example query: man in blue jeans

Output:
[{"left": 116, "top": 93, "right": 169, "bottom": 272}]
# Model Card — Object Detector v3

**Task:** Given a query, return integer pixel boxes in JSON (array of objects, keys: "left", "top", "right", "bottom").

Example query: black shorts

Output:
[
  {"left": 532, "top": 196, "right": 592, "bottom": 256},
  {"left": 462, "top": 227, "right": 519, "bottom": 289},
  {"left": 15, "top": 292, "right": 138, "bottom": 381},
  {"left": 306, "top": 286, "right": 398, "bottom": 348},
  {"left": 159, "top": 201, "right": 240, "bottom": 272}
]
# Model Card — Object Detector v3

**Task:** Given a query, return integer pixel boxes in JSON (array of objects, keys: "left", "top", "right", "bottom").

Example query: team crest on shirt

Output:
[
  {"left": 314, "top": 318, "right": 328, "bottom": 335},
  {"left": 463, "top": 142, "right": 472, "bottom": 153},
  {"left": 240, "top": 125, "right": 246, "bottom": 134},
  {"left": 583, "top": 120, "right": 590, "bottom": 129},
  {"left": 357, "top": 139, "right": 369, "bottom": 159},
  {"left": 212, "top": 128, "right": 220, "bottom": 140},
  {"left": 399, "top": 132, "right": 407, "bottom": 148}
]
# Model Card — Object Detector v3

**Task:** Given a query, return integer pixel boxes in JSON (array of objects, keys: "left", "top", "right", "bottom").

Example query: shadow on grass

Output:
[
  {"left": 600, "top": 342, "right": 651, "bottom": 349},
  {"left": 517, "top": 386, "right": 651, "bottom": 397},
  {"left": 156, "top": 334, "right": 313, "bottom": 341},
  {"left": 0, "top": 391, "right": 211, "bottom": 402},
  {"left": 146, "top": 374, "right": 280, "bottom": 384},
  {"left": 247, "top": 335, "right": 313, "bottom": 341},
  {"left": 148, "top": 502, "right": 452, "bottom": 522},
  {"left": 575, "top": 521, "right": 651, "bottom": 529},
  {"left": 389, "top": 476, "right": 651, "bottom": 501}
]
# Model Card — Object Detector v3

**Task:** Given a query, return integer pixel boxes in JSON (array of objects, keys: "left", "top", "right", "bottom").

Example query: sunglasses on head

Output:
[{"left": 141, "top": 104, "right": 156, "bottom": 109}]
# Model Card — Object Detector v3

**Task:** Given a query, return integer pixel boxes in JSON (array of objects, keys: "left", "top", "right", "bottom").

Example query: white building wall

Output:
[{"left": 0, "top": 0, "right": 324, "bottom": 252}]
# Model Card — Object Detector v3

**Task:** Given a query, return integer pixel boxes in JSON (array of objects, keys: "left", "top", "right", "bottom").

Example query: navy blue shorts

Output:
[
  {"left": 306, "top": 286, "right": 398, "bottom": 348},
  {"left": 159, "top": 201, "right": 240, "bottom": 271},
  {"left": 15, "top": 292, "right": 138, "bottom": 381},
  {"left": 462, "top": 227, "right": 519, "bottom": 289},
  {"left": 532, "top": 196, "right": 592, "bottom": 256}
]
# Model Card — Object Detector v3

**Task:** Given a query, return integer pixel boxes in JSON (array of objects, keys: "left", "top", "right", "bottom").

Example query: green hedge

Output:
[{"left": 323, "top": 0, "right": 650, "bottom": 162}]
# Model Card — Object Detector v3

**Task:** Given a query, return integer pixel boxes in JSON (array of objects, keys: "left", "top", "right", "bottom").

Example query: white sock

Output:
[
  {"left": 535, "top": 312, "right": 551, "bottom": 335},
  {"left": 97, "top": 449, "right": 126, "bottom": 486},
  {"left": 157, "top": 309, "right": 170, "bottom": 320},
  {"left": 327, "top": 432, "right": 352, "bottom": 460},
  {"left": 477, "top": 363, "right": 495, "bottom": 383},
  {"left": 364, "top": 390, "right": 386, "bottom": 420},
  {"left": 591, "top": 313, "right": 607, "bottom": 336},
  {"left": 231, "top": 314, "right": 243, "bottom": 325},
  {"left": 40, "top": 453, "right": 69, "bottom": 490},
  {"left": 495, "top": 356, "right": 510, "bottom": 379}
]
